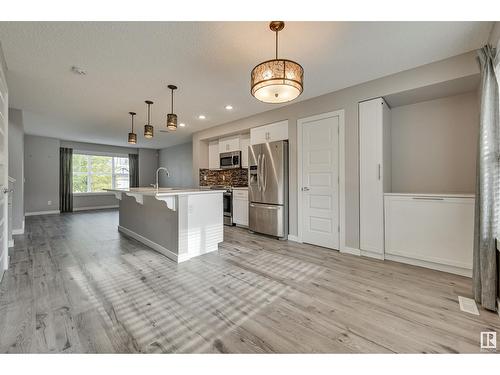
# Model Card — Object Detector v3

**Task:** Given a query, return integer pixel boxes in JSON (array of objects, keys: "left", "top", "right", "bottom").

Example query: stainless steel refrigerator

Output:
[{"left": 248, "top": 140, "right": 288, "bottom": 239}]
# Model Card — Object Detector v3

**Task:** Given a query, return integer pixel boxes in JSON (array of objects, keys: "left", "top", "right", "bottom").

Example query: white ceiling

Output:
[{"left": 0, "top": 21, "right": 493, "bottom": 149}]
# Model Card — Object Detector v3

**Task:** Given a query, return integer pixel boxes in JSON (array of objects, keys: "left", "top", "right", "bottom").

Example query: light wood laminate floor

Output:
[{"left": 1, "top": 210, "right": 499, "bottom": 353}]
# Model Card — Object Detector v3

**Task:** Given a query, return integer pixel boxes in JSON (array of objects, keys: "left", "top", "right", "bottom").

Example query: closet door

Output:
[{"left": 359, "top": 98, "right": 385, "bottom": 256}]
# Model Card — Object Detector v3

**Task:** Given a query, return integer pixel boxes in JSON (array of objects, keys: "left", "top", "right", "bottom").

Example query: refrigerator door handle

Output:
[
  {"left": 262, "top": 153, "right": 267, "bottom": 192},
  {"left": 257, "top": 154, "right": 262, "bottom": 191},
  {"left": 250, "top": 203, "right": 278, "bottom": 210}
]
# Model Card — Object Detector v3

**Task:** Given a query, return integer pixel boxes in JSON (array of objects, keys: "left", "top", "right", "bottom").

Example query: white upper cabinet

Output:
[
  {"left": 240, "top": 134, "right": 250, "bottom": 168},
  {"left": 219, "top": 136, "right": 240, "bottom": 153},
  {"left": 250, "top": 120, "right": 288, "bottom": 145},
  {"left": 208, "top": 140, "right": 220, "bottom": 170}
]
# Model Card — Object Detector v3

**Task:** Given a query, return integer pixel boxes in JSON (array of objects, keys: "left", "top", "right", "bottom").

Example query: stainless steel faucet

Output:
[{"left": 152, "top": 167, "right": 171, "bottom": 190}]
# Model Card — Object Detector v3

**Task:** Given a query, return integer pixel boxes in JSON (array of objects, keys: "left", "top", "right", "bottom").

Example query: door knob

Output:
[{"left": 302, "top": 187, "right": 310, "bottom": 191}]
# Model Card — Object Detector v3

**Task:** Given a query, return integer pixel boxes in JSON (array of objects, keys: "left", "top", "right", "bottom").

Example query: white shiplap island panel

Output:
[
  {"left": 384, "top": 193, "right": 474, "bottom": 277},
  {"left": 106, "top": 187, "right": 225, "bottom": 263}
]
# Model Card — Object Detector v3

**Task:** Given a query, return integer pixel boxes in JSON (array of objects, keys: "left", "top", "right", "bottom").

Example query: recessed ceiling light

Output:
[
  {"left": 179, "top": 123, "right": 186, "bottom": 127},
  {"left": 198, "top": 115, "right": 206, "bottom": 120},
  {"left": 225, "top": 105, "right": 233, "bottom": 110},
  {"left": 71, "top": 66, "right": 87, "bottom": 75}
]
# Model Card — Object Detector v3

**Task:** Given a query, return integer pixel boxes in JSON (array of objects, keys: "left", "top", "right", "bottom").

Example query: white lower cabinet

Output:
[
  {"left": 384, "top": 193, "right": 474, "bottom": 276},
  {"left": 232, "top": 189, "right": 248, "bottom": 227}
]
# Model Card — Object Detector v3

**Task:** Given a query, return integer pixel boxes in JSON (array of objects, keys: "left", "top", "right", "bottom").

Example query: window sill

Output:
[{"left": 73, "top": 192, "right": 116, "bottom": 197}]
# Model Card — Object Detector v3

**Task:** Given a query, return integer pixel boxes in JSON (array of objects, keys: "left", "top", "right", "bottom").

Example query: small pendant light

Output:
[
  {"left": 166, "top": 84, "right": 178, "bottom": 131},
  {"left": 144, "top": 100, "right": 154, "bottom": 139},
  {"left": 128, "top": 111, "right": 137, "bottom": 144}
]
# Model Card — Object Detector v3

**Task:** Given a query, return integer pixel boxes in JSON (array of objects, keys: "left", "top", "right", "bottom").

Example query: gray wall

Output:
[
  {"left": 159, "top": 142, "right": 194, "bottom": 188},
  {"left": 139, "top": 148, "right": 159, "bottom": 187},
  {"left": 25, "top": 134, "right": 159, "bottom": 212},
  {"left": 192, "top": 51, "right": 480, "bottom": 248},
  {"left": 8, "top": 108, "right": 24, "bottom": 230},
  {"left": 24, "top": 135, "right": 60, "bottom": 213},
  {"left": 391, "top": 91, "right": 479, "bottom": 194},
  {"left": 73, "top": 193, "right": 118, "bottom": 210},
  {"left": 60, "top": 140, "right": 138, "bottom": 155}
]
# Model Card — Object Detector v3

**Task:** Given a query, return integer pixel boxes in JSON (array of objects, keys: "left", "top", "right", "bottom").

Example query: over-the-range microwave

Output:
[{"left": 220, "top": 151, "right": 241, "bottom": 169}]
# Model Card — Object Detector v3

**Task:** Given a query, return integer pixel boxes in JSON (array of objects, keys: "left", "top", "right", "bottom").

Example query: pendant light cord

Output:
[
  {"left": 147, "top": 103, "right": 151, "bottom": 125},
  {"left": 131, "top": 113, "right": 134, "bottom": 132},
  {"left": 171, "top": 88, "right": 174, "bottom": 113}
]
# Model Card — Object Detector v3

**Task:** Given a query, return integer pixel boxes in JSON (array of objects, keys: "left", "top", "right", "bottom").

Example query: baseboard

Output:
[
  {"left": 25, "top": 210, "right": 60, "bottom": 217},
  {"left": 13, "top": 220, "right": 24, "bottom": 235},
  {"left": 287, "top": 234, "right": 301, "bottom": 242},
  {"left": 73, "top": 205, "right": 119, "bottom": 212},
  {"left": 385, "top": 253, "right": 472, "bottom": 277},
  {"left": 12, "top": 228, "right": 24, "bottom": 235},
  {"left": 360, "top": 249, "right": 385, "bottom": 260},
  {"left": 340, "top": 246, "right": 361, "bottom": 256},
  {"left": 118, "top": 225, "right": 181, "bottom": 263}
]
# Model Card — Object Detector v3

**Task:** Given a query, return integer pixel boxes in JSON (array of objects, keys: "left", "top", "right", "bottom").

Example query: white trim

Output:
[
  {"left": 73, "top": 205, "right": 119, "bottom": 212},
  {"left": 385, "top": 253, "right": 472, "bottom": 277},
  {"left": 118, "top": 225, "right": 186, "bottom": 263},
  {"left": 297, "top": 109, "right": 346, "bottom": 251},
  {"left": 73, "top": 149, "right": 129, "bottom": 158},
  {"left": 8, "top": 239, "right": 13, "bottom": 248},
  {"left": 25, "top": 210, "right": 60, "bottom": 216},
  {"left": 340, "top": 246, "right": 360, "bottom": 256},
  {"left": 12, "top": 228, "right": 24, "bottom": 235},
  {"left": 287, "top": 234, "right": 301, "bottom": 242},
  {"left": 497, "top": 298, "right": 500, "bottom": 318},
  {"left": 73, "top": 192, "right": 116, "bottom": 197},
  {"left": 361, "top": 250, "right": 385, "bottom": 260}
]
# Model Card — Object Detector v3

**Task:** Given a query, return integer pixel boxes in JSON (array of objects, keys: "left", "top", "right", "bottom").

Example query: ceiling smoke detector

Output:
[{"left": 71, "top": 66, "right": 87, "bottom": 75}]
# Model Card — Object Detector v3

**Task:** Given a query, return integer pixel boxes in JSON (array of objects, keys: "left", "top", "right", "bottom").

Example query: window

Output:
[{"left": 72, "top": 154, "right": 130, "bottom": 193}]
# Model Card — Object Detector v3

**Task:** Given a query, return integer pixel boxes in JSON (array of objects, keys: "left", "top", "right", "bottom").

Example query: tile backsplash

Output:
[{"left": 199, "top": 168, "right": 248, "bottom": 187}]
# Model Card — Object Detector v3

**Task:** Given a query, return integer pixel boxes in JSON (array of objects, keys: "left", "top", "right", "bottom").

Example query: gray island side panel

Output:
[{"left": 119, "top": 194, "right": 179, "bottom": 254}]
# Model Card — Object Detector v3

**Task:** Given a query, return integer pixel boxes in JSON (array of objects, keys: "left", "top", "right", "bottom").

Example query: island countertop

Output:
[{"left": 105, "top": 187, "right": 226, "bottom": 197}]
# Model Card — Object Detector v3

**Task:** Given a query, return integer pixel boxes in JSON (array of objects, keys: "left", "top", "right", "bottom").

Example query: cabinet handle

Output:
[{"left": 378, "top": 164, "right": 381, "bottom": 180}]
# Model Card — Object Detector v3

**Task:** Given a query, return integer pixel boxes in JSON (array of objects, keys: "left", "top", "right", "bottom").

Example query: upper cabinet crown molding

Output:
[{"left": 250, "top": 120, "right": 288, "bottom": 145}]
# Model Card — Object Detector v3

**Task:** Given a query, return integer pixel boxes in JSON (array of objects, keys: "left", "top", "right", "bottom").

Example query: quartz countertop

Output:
[{"left": 106, "top": 187, "right": 226, "bottom": 197}]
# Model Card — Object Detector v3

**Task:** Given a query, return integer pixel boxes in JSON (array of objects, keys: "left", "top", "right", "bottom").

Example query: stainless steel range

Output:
[{"left": 210, "top": 185, "right": 234, "bottom": 226}]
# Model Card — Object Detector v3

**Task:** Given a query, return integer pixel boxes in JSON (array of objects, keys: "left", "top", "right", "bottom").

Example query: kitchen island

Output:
[{"left": 106, "top": 187, "right": 225, "bottom": 263}]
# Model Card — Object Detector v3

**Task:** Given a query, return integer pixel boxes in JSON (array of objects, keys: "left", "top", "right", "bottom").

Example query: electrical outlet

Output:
[
  {"left": 222, "top": 175, "right": 226, "bottom": 181},
  {"left": 203, "top": 175, "right": 207, "bottom": 181},
  {"left": 47, "top": 200, "right": 52, "bottom": 206}
]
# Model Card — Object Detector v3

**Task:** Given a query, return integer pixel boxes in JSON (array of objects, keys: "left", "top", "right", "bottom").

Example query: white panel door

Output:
[
  {"left": 301, "top": 115, "right": 339, "bottom": 249},
  {"left": 0, "top": 63, "right": 8, "bottom": 277},
  {"left": 359, "top": 98, "right": 384, "bottom": 254}
]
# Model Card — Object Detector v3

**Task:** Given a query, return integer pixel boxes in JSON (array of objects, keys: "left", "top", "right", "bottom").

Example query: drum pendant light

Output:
[
  {"left": 166, "top": 85, "right": 178, "bottom": 131},
  {"left": 128, "top": 111, "right": 137, "bottom": 144},
  {"left": 251, "top": 21, "right": 304, "bottom": 104},
  {"left": 144, "top": 100, "right": 154, "bottom": 139}
]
